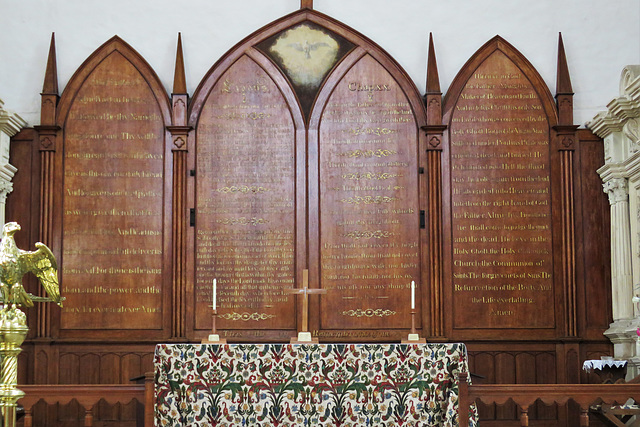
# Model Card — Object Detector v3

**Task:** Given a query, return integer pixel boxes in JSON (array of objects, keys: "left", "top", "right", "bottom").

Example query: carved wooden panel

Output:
[
  {"left": 317, "top": 54, "right": 420, "bottom": 331},
  {"left": 55, "top": 37, "right": 171, "bottom": 336},
  {"left": 575, "top": 130, "right": 612, "bottom": 338},
  {"left": 194, "top": 55, "right": 298, "bottom": 335},
  {"left": 57, "top": 347, "right": 154, "bottom": 384},
  {"left": 468, "top": 346, "right": 558, "bottom": 423},
  {"left": 443, "top": 37, "right": 560, "bottom": 336},
  {"left": 2, "top": 14, "right": 614, "bottom": 426},
  {"left": 189, "top": 10, "right": 426, "bottom": 342}
]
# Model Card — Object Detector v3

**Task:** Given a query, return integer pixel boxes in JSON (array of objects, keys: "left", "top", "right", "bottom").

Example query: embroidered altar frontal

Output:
[{"left": 155, "top": 343, "right": 476, "bottom": 426}]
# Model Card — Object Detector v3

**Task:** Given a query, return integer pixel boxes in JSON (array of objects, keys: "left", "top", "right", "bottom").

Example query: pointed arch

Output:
[
  {"left": 442, "top": 35, "right": 559, "bottom": 337},
  {"left": 188, "top": 8, "right": 428, "bottom": 341},
  {"left": 53, "top": 36, "right": 172, "bottom": 339},
  {"left": 443, "top": 36, "right": 558, "bottom": 126},
  {"left": 57, "top": 36, "right": 171, "bottom": 127}
]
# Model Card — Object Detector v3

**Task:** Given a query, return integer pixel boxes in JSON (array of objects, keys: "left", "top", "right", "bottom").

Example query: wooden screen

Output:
[
  {"left": 448, "top": 50, "right": 554, "bottom": 329},
  {"left": 5, "top": 11, "right": 613, "bottom": 427},
  {"left": 317, "top": 54, "right": 420, "bottom": 332},
  {"left": 188, "top": 11, "right": 427, "bottom": 341}
]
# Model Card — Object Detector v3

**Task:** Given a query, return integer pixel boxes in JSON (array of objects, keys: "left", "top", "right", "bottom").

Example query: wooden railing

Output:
[
  {"left": 458, "top": 372, "right": 640, "bottom": 427},
  {"left": 15, "top": 372, "right": 640, "bottom": 426},
  {"left": 17, "top": 373, "right": 154, "bottom": 427}
]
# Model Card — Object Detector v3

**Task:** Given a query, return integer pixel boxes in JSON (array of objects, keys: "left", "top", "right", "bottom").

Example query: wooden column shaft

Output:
[
  {"left": 427, "top": 148, "right": 443, "bottom": 337},
  {"left": 172, "top": 150, "right": 187, "bottom": 337}
]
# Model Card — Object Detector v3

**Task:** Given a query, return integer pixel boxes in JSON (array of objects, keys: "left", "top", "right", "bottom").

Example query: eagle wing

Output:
[{"left": 19, "top": 242, "right": 62, "bottom": 306}]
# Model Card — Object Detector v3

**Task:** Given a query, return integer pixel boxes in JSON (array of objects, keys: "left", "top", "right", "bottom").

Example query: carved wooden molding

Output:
[
  {"left": 458, "top": 373, "right": 640, "bottom": 427},
  {"left": 19, "top": 379, "right": 153, "bottom": 427}
]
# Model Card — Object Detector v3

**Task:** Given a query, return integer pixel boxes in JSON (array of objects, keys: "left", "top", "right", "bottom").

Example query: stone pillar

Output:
[
  {"left": 589, "top": 66, "right": 640, "bottom": 377},
  {"left": 0, "top": 99, "right": 25, "bottom": 226}
]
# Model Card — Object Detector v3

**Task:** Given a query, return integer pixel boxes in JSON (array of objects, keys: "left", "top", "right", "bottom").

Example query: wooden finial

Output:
[
  {"left": 426, "top": 33, "right": 441, "bottom": 94},
  {"left": 556, "top": 33, "right": 573, "bottom": 95},
  {"left": 173, "top": 33, "right": 187, "bottom": 94},
  {"left": 301, "top": 0, "right": 313, "bottom": 9},
  {"left": 42, "top": 33, "right": 58, "bottom": 95}
]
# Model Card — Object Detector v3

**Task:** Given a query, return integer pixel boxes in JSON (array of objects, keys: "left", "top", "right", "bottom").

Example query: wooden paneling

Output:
[
  {"left": 442, "top": 37, "right": 560, "bottom": 338},
  {"left": 575, "top": 130, "right": 611, "bottom": 338},
  {"left": 53, "top": 37, "right": 172, "bottom": 341},
  {"left": 317, "top": 54, "right": 420, "bottom": 331},
  {"left": 194, "top": 54, "right": 298, "bottom": 338},
  {"left": 3, "top": 9, "right": 613, "bottom": 427},
  {"left": 468, "top": 345, "right": 560, "bottom": 423},
  {"left": 60, "top": 50, "right": 166, "bottom": 331}
]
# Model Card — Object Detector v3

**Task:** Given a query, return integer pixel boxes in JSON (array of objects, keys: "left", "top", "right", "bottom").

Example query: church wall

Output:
[{"left": 0, "top": 0, "right": 638, "bottom": 127}]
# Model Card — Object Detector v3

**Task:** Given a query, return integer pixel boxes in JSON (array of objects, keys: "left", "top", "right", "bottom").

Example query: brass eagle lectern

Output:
[{"left": 0, "top": 222, "right": 62, "bottom": 427}]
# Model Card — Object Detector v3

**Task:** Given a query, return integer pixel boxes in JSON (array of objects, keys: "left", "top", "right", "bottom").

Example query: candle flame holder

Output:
[
  {"left": 402, "top": 309, "right": 426, "bottom": 343},
  {"left": 202, "top": 308, "right": 227, "bottom": 344}
]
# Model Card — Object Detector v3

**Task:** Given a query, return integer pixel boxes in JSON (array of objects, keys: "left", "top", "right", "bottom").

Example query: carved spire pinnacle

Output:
[
  {"left": 301, "top": 0, "right": 313, "bottom": 9},
  {"left": 426, "top": 33, "right": 441, "bottom": 94},
  {"left": 556, "top": 32, "right": 573, "bottom": 95},
  {"left": 42, "top": 33, "right": 58, "bottom": 95},
  {"left": 173, "top": 33, "right": 187, "bottom": 95}
]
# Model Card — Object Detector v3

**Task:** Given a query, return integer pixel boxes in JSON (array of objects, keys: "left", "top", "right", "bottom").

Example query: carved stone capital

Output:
[
  {"left": 603, "top": 177, "right": 629, "bottom": 204},
  {"left": 0, "top": 180, "right": 14, "bottom": 203}
]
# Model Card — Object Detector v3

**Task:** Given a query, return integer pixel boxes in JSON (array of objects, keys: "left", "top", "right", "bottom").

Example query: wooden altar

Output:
[{"left": 154, "top": 343, "right": 476, "bottom": 426}]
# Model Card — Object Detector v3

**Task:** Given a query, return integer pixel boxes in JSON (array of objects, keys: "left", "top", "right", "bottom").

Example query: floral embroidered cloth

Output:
[{"left": 155, "top": 343, "right": 477, "bottom": 426}]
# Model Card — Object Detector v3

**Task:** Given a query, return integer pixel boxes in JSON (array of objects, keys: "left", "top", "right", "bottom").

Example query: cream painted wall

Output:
[{"left": 0, "top": 0, "right": 638, "bottom": 126}]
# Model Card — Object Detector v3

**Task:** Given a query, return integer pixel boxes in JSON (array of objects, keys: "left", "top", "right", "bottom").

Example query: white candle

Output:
[
  {"left": 213, "top": 278, "right": 217, "bottom": 310},
  {"left": 411, "top": 281, "right": 415, "bottom": 309}
]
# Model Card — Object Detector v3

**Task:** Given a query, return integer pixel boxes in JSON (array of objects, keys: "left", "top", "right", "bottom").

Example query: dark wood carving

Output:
[
  {"left": 193, "top": 55, "right": 298, "bottom": 337},
  {"left": 54, "top": 37, "right": 172, "bottom": 338},
  {"left": 443, "top": 37, "right": 560, "bottom": 337},
  {"left": 317, "top": 54, "right": 420, "bottom": 332},
  {"left": 304, "top": 14, "right": 427, "bottom": 341},
  {"left": 35, "top": 33, "right": 60, "bottom": 339},
  {"left": 3, "top": 9, "right": 614, "bottom": 426},
  {"left": 424, "top": 33, "right": 446, "bottom": 338},
  {"left": 168, "top": 33, "right": 190, "bottom": 339},
  {"left": 189, "top": 9, "right": 427, "bottom": 341}
]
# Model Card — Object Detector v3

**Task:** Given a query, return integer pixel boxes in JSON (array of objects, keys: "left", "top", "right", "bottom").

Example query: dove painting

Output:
[{"left": 268, "top": 23, "right": 340, "bottom": 90}]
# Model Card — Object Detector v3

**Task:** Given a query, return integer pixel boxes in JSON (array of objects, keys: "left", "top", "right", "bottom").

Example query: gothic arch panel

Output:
[{"left": 54, "top": 37, "right": 172, "bottom": 338}]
